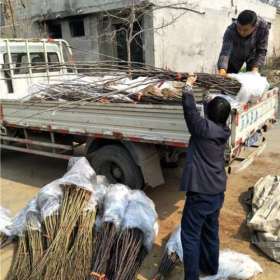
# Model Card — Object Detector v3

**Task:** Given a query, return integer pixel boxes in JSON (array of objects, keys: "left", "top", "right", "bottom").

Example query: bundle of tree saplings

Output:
[
  {"left": 107, "top": 190, "right": 158, "bottom": 280},
  {"left": 6, "top": 157, "right": 99, "bottom": 280},
  {"left": 153, "top": 226, "right": 182, "bottom": 280},
  {"left": 0, "top": 206, "right": 12, "bottom": 248},
  {"left": 29, "top": 157, "right": 98, "bottom": 280},
  {"left": 6, "top": 157, "right": 158, "bottom": 280},
  {"left": 91, "top": 184, "right": 131, "bottom": 279},
  {"left": 6, "top": 199, "right": 39, "bottom": 280}
]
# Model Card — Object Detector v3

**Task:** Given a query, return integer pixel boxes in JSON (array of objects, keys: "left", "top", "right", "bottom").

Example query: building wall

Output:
[
  {"left": 3, "top": 0, "right": 279, "bottom": 69},
  {"left": 270, "top": 11, "right": 280, "bottom": 58},
  {"left": 153, "top": 0, "right": 279, "bottom": 72},
  {"left": 59, "top": 15, "right": 100, "bottom": 62}
]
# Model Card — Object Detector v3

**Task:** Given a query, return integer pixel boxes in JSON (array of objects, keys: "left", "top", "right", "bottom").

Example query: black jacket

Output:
[
  {"left": 218, "top": 17, "right": 269, "bottom": 71},
  {"left": 180, "top": 87, "right": 231, "bottom": 194}
]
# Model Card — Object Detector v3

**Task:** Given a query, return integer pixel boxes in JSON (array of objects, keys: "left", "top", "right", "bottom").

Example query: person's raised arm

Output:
[{"left": 182, "top": 75, "right": 210, "bottom": 137}]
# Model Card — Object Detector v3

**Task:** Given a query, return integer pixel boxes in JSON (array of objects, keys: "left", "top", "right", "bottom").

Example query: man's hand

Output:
[
  {"left": 251, "top": 67, "right": 259, "bottom": 74},
  {"left": 186, "top": 73, "right": 197, "bottom": 87},
  {"left": 218, "top": 69, "right": 227, "bottom": 77}
]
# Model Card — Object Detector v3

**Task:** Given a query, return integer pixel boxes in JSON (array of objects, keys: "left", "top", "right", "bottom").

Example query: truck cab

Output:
[{"left": 0, "top": 39, "right": 74, "bottom": 100}]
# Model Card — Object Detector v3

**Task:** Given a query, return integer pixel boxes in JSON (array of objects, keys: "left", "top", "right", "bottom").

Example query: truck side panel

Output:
[{"left": 1, "top": 101, "right": 198, "bottom": 147}]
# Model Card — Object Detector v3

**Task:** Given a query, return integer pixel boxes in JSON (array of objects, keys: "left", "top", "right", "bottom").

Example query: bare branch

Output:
[
  {"left": 156, "top": 5, "right": 205, "bottom": 15},
  {"left": 136, "top": 1, "right": 205, "bottom": 16}
]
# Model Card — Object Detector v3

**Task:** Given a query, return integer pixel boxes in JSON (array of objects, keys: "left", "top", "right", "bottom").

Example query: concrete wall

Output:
[
  {"left": 12, "top": 0, "right": 145, "bottom": 20},
  {"left": 3, "top": 0, "right": 279, "bottom": 69},
  {"left": 270, "top": 11, "right": 280, "bottom": 58},
  {"left": 152, "top": 0, "right": 279, "bottom": 72},
  {"left": 59, "top": 15, "right": 100, "bottom": 62}
]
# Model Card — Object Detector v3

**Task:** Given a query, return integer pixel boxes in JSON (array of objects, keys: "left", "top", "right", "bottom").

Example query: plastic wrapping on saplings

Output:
[
  {"left": 67, "top": 157, "right": 82, "bottom": 171},
  {"left": 36, "top": 179, "right": 63, "bottom": 220},
  {"left": 166, "top": 226, "right": 183, "bottom": 262},
  {"left": 26, "top": 206, "right": 42, "bottom": 232},
  {"left": 37, "top": 179, "right": 63, "bottom": 210},
  {"left": 9, "top": 198, "right": 39, "bottom": 237},
  {"left": 59, "top": 157, "right": 96, "bottom": 192},
  {"left": 200, "top": 250, "right": 263, "bottom": 280},
  {"left": 102, "top": 184, "right": 131, "bottom": 229},
  {"left": 228, "top": 72, "right": 269, "bottom": 104},
  {"left": 92, "top": 176, "right": 109, "bottom": 206},
  {"left": 0, "top": 206, "right": 13, "bottom": 236},
  {"left": 85, "top": 179, "right": 108, "bottom": 210},
  {"left": 96, "top": 175, "right": 109, "bottom": 192},
  {"left": 40, "top": 198, "right": 61, "bottom": 220},
  {"left": 121, "top": 190, "right": 159, "bottom": 251}
]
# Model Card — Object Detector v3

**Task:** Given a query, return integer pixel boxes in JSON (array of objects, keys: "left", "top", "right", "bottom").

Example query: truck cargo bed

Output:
[{"left": 1, "top": 101, "right": 199, "bottom": 147}]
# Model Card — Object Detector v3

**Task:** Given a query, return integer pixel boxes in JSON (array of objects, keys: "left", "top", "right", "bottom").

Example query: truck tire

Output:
[{"left": 89, "top": 145, "right": 144, "bottom": 189}]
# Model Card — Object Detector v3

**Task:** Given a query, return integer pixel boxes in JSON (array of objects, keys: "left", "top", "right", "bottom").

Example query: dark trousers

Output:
[{"left": 181, "top": 192, "right": 224, "bottom": 280}]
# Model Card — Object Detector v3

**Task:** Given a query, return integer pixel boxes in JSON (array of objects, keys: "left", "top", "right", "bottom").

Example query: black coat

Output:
[
  {"left": 217, "top": 17, "right": 269, "bottom": 71},
  {"left": 180, "top": 87, "right": 231, "bottom": 194}
]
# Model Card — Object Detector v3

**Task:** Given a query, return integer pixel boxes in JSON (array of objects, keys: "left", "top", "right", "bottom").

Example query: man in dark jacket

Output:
[
  {"left": 180, "top": 75, "right": 231, "bottom": 280},
  {"left": 218, "top": 10, "right": 270, "bottom": 75}
]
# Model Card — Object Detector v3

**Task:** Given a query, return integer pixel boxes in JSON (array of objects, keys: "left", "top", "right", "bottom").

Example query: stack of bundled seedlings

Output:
[
  {"left": 6, "top": 156, "right": 159, "bottom": 280},
  {"left": 69, "top": 62, "right": 242, "bottom": 96},
  {"left": 65, "top": 175, "right": 108, "bottom": 280},
  {"left": 36, "top": 179, "right": 63, "bottom": 249},
  {"left": 90, "top": 184, "right": 131, "bottom": 279},
  {"left": 24, "top": 62, "right": 242, "bottom": 107},
  {"left": 107, "top": 190, "right": 158, "bottom": 280},
  {"left": 0, "top": 206, "right": 12, "bottom": 248},
  {"left": 153, "top": 226, "right": 182, "bottom": 280},
  {"left": 247, "top": 175, "right": 280, "bottom": 263},
  {"left": 25, "top": 202, "right": 44, "bottom": 279},
  {"left": 7, "top": 199, "right": 38, "bottom": 280},
  {"left": 28, "top": 76, "right": 134, "bottom": 103},
  {"left": 29, "top": 157, "right": 96, "bottom": 279}
]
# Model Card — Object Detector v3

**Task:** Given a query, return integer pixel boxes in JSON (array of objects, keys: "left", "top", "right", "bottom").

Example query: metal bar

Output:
[
  {"left": 23, "top": 128, "right": 30, "bottom": 149},
  {"left": 50, "top": 132, "right": 56, "bottom": 153},
  {"left": 5, "top": 39, "right": 14, "bottom": 78},
  {"left": 0, "top": 144, "right": 71, "bottom": 160},
  {"left": 0, "top": 135, "right": 73, "bottom": 150},
  {"left": 59, "top": 40, "right": 64, "bottom": 64},
  {"left": 43, "top": 40, "right": 50, "bottom": 83},
  {"left": 25, "top": 39, "right": 32, "bottom": 78}
]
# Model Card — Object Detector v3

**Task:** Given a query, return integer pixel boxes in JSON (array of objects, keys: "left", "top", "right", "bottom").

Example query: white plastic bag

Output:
[
  {"left": 166, "top": 226, "right": 183, "bottom": 262},
  {"left": 59, "top": 157, "right": 96, "bottom": 192},
  {"left": 122, "top": 190, "right": 159, "bottom": 251},
  {"left": 200, "top": 249, "right": 263, "bottom": 280},
  {"left": 102, "top": 184, "right": 131, "bottom": 229},
  {"left": 0, "top": 206, "right": 13, "bottom": 236},
  {"left": 228, "top": 72, "right": 269, "bottom": 103},
  {"left": 9, "top": 198, "right": 39, "bottom": 236},
  {"left": 40, "top": 198, "right": 61, "bottom": 220},
  {"left": 85, "top": 178, "right": 108, "bottom": 211},
  {"left": 37, "top": 179, "right": 63, "bottom": 209}
]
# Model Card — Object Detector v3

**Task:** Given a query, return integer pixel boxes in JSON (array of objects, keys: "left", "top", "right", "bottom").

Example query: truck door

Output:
[{"left": 2, "top": 51, "right": 61, "bottom": 100}]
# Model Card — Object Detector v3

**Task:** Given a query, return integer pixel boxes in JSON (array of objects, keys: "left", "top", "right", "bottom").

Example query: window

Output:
[
  {"left": 47, "top": 53, "right": 60, "bottom": 72},
  {"left": 47, "top": 21, "right": 62, "bottom": 39},
  {"left": 3, "top": 52, "right": 60, "bottom": 74},
  {"left": 4, "top": 53, "right": 29, "bottom": 75},
  {"left": 69, "top": 17, "right": 85, "bottom": 37},
  {"left": 30, "top": 53, "right": 46, "bottom": 73},
  {"left": 114, "top": 17, "right": 144, "bottom": 64}
]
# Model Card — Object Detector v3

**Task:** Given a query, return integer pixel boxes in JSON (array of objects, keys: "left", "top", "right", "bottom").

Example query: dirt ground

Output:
[{"left": 0, "top": 125, "right": 280, "bottom": 280}]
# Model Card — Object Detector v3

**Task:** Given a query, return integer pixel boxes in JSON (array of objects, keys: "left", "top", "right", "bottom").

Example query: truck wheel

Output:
[{"left": 89, "top": 145, "right": 144, "bottom": 189}]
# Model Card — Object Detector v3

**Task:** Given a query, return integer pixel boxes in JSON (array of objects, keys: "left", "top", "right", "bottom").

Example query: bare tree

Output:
[{"left": 98, "top": 0, "right": 205, "bottom": 73}]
